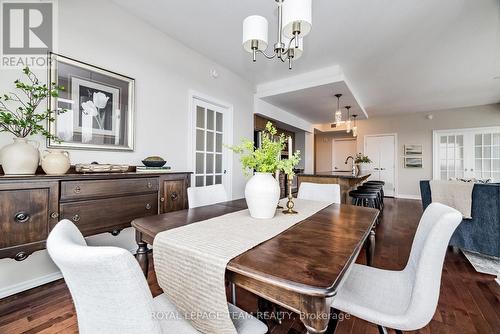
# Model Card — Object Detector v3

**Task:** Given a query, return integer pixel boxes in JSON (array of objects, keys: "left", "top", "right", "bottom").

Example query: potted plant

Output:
[
  {"left": 355, "top": 153, "right": 372, "bottom": 174},
  {"left": 0, "top": 67, "right": 65, "bottom": 175},
  {"left": 229, "top": 122, "right": 285, "bottom": 219}
]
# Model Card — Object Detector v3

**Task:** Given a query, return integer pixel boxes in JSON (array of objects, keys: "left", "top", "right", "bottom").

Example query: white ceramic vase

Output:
[
  {"left": 1, "top": 138, "right": 40, "bottom": 175},
  {"left": 245, "top": 172, "right": 281, "bottom": 219},
  {"left": 357, "top": 162, "right": 372, "bottom": 174},
  {"left": 41, "top": 150, "right": 71, "bottom": 175}
]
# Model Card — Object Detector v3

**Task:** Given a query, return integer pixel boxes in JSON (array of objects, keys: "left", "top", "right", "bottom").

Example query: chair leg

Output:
[{"left": 377, "top": 325, "right": 388, "bottom": 334}]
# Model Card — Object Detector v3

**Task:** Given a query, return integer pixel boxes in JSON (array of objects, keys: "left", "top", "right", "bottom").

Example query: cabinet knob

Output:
[
  {"left": 74, "top": 186, "right": 81, "bottom": 193},
  {"left": 72, "top": 214, "right": 81, "bottom": 222},
  {"left": 147, "top": 182, "right": 152, "bottom": 189},
  {"left": 14, "top": 212, "right": 30, "bottom": 223},
  {"left": 145, "top": 203, "right": 152, "bottom": 210},
  {"left": 160, "top": 197, "right": 165, "bottom": 202},
  {"left": 170, "top": 192, "right": 178, "bottom": 201},
  {"left": 14, "top": 252, "right": 28, "bottom": 261},
  {"left": 50, "top": 212, "right": 59, "bottom": 219}
]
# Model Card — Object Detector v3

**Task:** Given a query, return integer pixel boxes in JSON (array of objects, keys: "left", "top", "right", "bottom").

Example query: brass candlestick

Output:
[{"left": 283, "top": 175, "right": 298, "bottom": 214}]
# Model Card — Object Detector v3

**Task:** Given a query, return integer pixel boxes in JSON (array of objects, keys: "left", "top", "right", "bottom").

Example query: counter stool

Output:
[
  {"left": 359, "top": 184, "right": 384, "bottom": 211},
  {"left": 365, "top": 181, "right": 385, "bottom": 199},
  {"left": 348, "top": 190, "right": 378, "bottom": 267}
]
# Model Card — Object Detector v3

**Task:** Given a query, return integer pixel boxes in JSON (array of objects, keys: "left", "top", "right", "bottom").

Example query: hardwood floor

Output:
[{"left": 0, "top": 198, "right": 499, "bottom": 333}]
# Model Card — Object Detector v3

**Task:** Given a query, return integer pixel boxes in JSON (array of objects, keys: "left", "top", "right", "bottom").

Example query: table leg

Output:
[
  {"left": 135, "top": 231, "right": 149, "bottom": 277},
  {"left": 300, "top": 296, "right": 330, "bottom": 334},
  {"left": 365, "top": 228, "right": 376, "bottom": 267}
]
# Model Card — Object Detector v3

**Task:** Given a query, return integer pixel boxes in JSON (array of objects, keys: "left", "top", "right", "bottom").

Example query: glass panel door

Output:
[
  {"left": 473, "top": 131, "right": 500, "bottom": 182},
  {"left": 437, "top": 134, "right": 464, "bottom": 180},
  {"left": 193, "top": 99, "right": 227, "bottom": 188}
]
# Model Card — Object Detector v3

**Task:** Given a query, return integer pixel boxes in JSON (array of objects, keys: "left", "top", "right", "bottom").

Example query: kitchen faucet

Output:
[{"left": 345, "top": 156, "right": 356, "bottom": 175}]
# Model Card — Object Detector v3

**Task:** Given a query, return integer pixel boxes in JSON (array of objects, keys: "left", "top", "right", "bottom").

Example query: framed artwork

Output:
[
  {"left": 404, "top": 144, "right": 423, "bottom": 156},
  {"left": 48, "top": 53, "right": 135, "bottom": 151},
  {"left": 404, "top": 157, "right": 423, "bottom": 168}
]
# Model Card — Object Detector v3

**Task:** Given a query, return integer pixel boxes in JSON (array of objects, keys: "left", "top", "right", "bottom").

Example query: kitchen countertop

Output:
[{"left": 297, "top": 171, "right": 371, "bottom": 179}]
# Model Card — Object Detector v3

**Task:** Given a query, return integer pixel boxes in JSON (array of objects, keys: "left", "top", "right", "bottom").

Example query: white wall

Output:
[{"left": 0, "top": 0, "right": 255, "bottom": 297}]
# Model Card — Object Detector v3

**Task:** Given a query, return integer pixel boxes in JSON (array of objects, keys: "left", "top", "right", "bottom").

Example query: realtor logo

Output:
[{"left": 1, "top": 0, "right": 56, "bottom": 68}]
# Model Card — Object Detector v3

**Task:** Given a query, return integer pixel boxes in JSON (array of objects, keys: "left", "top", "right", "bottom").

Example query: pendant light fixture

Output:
[
  {"left": 242, "top": 0, "right": 312, "bottom": 70},
  {"left": 334, "top": 94, "right": 343, "bottom": 124},
  {"left": 352, "top": 114, "right": 358, "bottom": 137},
  {"left": 345, "top": 106, "right": 352, "bottom": 133}
]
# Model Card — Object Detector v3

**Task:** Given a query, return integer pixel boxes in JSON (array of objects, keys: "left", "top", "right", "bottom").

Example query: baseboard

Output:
[
  {"left": 0, "top": 271, "right": 63, "bottom": 299},
  {"left": 396, "top": 194, "right": 421, "bottom": 200}
]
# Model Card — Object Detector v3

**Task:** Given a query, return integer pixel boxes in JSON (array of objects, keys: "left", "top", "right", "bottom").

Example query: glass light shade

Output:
[
  {"left": 242, "top": 15, "right": 269, "bottom": 53},
  {"left": 283, "top": 36, "right": 304, "bottom": 59},
  {"left": 282, "top": 0, "right": 312, "bottom": 38},
  {"left": 346, "top": 119, "right": 352, "bottom": 133},
  {"left": 352, "top": 126, "right": 358, "bottom": 137},
  {"left": 334, "top": 110, "right": 342, "bottom": 124}
]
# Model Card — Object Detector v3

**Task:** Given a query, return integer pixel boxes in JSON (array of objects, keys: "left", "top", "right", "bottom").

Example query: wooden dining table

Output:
[{"left": 132, "top": 199, "right": 379, "bottom": 334}]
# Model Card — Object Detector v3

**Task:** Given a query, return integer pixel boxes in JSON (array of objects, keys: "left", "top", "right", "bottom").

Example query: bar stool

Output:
[
  {"left": 365, "top": 181, "right": 385, "bottom": 199},
  {"left": 349, "top": 190, "right": 379, "bottom": 266},
  {"left": 358, "top": 184, "right": 384, "bottom": 211}
]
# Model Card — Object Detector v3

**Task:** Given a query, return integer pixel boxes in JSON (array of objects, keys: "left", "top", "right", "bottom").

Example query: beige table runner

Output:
[{"left": 153, "top": 198, "right": 332, "bottom": 334}]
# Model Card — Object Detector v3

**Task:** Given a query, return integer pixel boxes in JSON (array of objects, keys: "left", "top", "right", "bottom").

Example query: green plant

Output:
[
  {"left": 278, "top": 151, "right": 301, "bottom": 176},
  {"left": 0, "top": 67, "right": 65, "bottom": 141},
  {"left": 228, "top": 122, "right": 286, "bottom": 175},
  {"left": 355, "top": 153, "right": 372, "bottom": 164}
]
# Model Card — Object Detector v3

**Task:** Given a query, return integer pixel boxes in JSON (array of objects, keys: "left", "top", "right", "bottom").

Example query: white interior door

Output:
[
  {"left": 191, "top": 96, "right": 232, "bottom": 198},
  {"left": 365, "top": 135, "right": 396, "bottom": 196},
  {"left": 332, "top": 139, "right": 357, "bottom": 170}
]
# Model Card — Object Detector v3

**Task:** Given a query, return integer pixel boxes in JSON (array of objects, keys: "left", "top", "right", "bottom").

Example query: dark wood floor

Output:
[{"left": 0, "top": 198, "right": 499, "bottom": 334}]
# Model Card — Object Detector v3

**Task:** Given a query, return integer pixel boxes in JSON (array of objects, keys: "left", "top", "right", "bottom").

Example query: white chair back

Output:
[
  {"left": 403, "top": 203, "right": 462, "bottom": 329},
  {"left": 297, "top": 182, "right": 341, "bottom": 204},
  {"left": 47, "top": 220, "right": 161, "bottom": 334},
  {"left": 187, "top": 184, "right": 228, "bottom": 208}
]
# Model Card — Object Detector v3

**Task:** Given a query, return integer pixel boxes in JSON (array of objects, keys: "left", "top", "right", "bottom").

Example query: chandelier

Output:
[{"left": 242, "top": 0, "right": 312, "bottom": 70}]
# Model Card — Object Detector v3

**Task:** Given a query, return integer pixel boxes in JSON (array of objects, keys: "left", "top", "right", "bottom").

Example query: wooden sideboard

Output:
[{"left": 0, "top": 170, "right": 191, "bottom": 261}]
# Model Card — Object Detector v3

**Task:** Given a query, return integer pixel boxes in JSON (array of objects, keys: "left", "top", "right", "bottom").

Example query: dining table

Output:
[{"left": 132, "top": 198, "right": 379, "bottom": 334}]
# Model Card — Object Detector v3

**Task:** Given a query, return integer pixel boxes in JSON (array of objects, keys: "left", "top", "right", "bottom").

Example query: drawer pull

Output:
[
  {"left": 50, "top": 212, "right": 59, "bottom": 219},
  {"left": 145, "top": 203, "right": 152, "bottom": 210},
  {"left": 14, "top": 212, "right": 30, "bottom": 223},
  {"left": 74, "top": 186, "right": 81, "bottom": 194},
  {"left": 147, "top": 182, "right": 153, "bottom": 189},
  {"left": 72, "top": 214, "right": 81, "bottom": 222},
  {"left": 171, "top": 192, "right": 178, "bottom": 201},
  {"left": 15, "top": 252, "right": 28, "bottom": 261},
  {"left": 160, "top": 197, "right": 165, "bottom": 202}
]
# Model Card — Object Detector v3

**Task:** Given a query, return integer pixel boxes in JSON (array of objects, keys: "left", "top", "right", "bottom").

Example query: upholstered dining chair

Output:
[
  {"left": 330, "top": 203, "right": 462, "bottom": 334},
  {"left": 297, "top": 182, "right": 341, "bottom": 204},
  {"left": 47, "top": 220, "right": 267, "bottom": 334},
  {"left": 187, "top": 184, "right": 228, "bottom": 208}
]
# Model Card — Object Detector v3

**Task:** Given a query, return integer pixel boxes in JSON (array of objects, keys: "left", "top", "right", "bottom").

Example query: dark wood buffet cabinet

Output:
[{"left": 0, "top": 170, "right": 191, "bottom": 261}]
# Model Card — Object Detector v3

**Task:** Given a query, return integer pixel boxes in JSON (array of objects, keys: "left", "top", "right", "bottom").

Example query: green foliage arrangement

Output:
[
  {"left": 228, "top": 121, "right": 301, "bottom": 176},
  {"left": 355, "top": 153, "right": 372, "bottom": 164},
  {"left": 0, "top": 67, "right": 65, "bottom": 141}
]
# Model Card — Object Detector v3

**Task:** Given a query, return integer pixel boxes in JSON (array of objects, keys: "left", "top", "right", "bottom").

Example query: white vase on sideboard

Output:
[
  {"left": 245, "top": 172, "right": 280, "bottom": 219},
  {"left": 41, "top": 150, "right": 71, "bottom": 175},
  {"left": 1, "top": 138, "right": 40, "bottom": 175}
]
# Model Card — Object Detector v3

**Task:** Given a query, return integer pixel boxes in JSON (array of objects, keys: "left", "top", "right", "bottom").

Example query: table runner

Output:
[{"left": 153, "top": 198, "right": 332, "bottom": 334}]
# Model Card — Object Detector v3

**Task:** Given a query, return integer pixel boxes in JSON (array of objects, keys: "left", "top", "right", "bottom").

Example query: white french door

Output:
[
  {"left": 364, "top": 134, "right": 397, "bottom": 196},
  {"left": 433, "top": 126, "right": 500, "bottom": 182},
  {"left": 190, "top": 95, "right": 233, "bottom": 198}
]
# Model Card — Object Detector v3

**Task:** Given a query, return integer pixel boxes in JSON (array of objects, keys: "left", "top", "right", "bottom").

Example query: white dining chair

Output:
[
  {"left": 47, "top": 220, "right": 268, "bottom": 334},
  {"left": 187, "top": 184, "right": 228, "bottom": 208},
  {"left": 330, "top": 203, "right": 462, "bottom": 333},
  {"left": 297, "top": 182, "right": 341, "bottom": 204}
]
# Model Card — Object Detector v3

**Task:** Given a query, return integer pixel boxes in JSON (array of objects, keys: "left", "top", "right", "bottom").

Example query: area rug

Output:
[{"left": 462, "top": 250, "right": 500, "bottom": 285}]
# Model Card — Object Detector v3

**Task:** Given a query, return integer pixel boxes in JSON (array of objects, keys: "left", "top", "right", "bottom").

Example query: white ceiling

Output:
[
  {"left": 262, "top": 81, "right": 366, "bottom": 124},
  {"left": 113, "top": 0, "right": 500, "bottom": 119}
]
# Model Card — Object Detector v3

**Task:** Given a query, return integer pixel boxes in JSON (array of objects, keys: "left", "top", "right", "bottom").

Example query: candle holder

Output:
[{"left": 282, "top": 175, "right": 298, "bottom": 215}]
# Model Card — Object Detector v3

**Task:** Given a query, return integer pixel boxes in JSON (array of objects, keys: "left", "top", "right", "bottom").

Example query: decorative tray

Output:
[{"left": 75, "top": 164, "right": 130, "bottom": 174}]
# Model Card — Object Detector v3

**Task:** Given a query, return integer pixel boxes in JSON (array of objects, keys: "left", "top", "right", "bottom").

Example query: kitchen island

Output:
[{"left": 297, "top": 171, "right": 371, "bottom": 204}]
